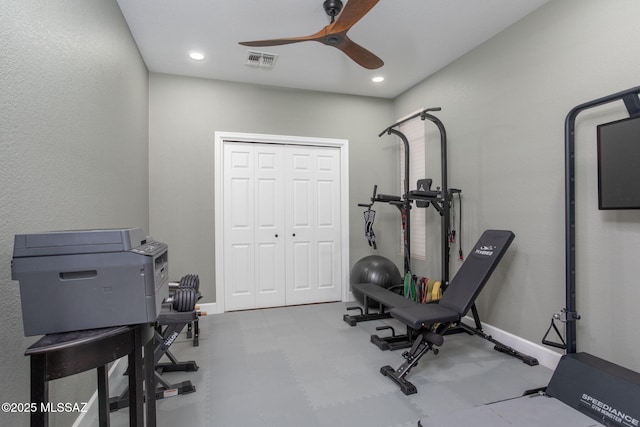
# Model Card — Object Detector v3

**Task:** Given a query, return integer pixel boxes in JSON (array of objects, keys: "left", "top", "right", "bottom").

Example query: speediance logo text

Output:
[{"left": 581, "top": 393, "right": 639, "bottom": 427}]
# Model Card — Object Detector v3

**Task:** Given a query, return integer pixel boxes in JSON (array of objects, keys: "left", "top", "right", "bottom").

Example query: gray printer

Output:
[{"left": 12, "top": 228, "right": 168, "bottom": 336}]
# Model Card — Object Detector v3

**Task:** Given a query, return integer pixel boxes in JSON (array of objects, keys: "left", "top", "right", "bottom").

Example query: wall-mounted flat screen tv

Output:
[{"left": 597, "top": 115, "right": 640, "bottom": 210}]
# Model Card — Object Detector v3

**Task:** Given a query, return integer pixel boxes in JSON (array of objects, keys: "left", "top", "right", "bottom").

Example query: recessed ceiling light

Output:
[
  {"left": 189, "top": 51, "right": 205, "bottom": 61},
  {"left": 372, "top": 76, "right": 385, "bottom": 83}
]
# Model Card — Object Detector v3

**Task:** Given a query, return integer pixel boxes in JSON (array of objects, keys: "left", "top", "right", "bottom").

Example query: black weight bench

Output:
[
  {"left": 344, "top": 283, "right": 421, "bottom": 350},
  {"left": 379, "top": 230, "right": 531, "bottom": 395},
  {"left": 343, "top": 282, "right": 414, "bottom": 325}
]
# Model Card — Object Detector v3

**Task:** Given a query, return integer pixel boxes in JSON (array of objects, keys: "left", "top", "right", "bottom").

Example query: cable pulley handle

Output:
[{"left": 541, "top": 317, "right": 567, "bottom": 350}]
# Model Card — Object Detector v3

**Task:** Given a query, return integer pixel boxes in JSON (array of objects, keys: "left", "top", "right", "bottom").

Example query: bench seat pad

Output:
[
  {"left": 390, "top": 304, "right": 460, "bottom": 330},
  {"left": 352, "top": 283, "right": 416, "bottom": 308}
]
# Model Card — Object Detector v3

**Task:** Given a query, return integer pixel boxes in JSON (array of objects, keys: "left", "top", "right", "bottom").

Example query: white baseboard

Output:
[
  {"left": 196, "top": 302, "right": 220, "bottom": 315},
  {"left": 463, "top": 315, "right": 562, "bottom": 370}
]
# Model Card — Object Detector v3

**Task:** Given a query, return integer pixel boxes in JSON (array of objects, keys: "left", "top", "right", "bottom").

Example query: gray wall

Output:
[
  {"left": 395, "top": 0, "right": 640, "bottom": 372},
  {"left": 148, "top": 73, "right": 397, "bottom": 302},
  {"left": 0, "top": 1, "right": 149, "bottom": 425}
]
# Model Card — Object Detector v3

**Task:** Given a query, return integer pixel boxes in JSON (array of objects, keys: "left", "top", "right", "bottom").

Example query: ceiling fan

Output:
[{"left": 239, "top": 0, "right": 384, "bottom": 70}]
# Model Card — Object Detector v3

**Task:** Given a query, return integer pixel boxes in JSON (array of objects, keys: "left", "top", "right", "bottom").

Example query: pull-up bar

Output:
[
  {"left": 378, "top": 107, "right": 443, "bottom": 137},
  {"left": 377, "top": 107, "right": 453, "bottom": 285}
]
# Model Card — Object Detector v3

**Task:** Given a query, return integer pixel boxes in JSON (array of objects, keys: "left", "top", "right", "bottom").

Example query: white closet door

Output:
[
  {"left": 285, "top": 145, "right": 342, "bottom": 305},
  {"left": 223, "top": 142, "right": 285, "bottom": 310},
  {"left": 254, "top": 145, "right": 286, "bottom": 308}
]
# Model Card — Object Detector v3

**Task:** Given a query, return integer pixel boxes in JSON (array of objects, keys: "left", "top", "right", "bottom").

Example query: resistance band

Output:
[
  {"left": 449, "top": 192, "right": 464, "bottom": 261},
  {"left": 403, "top": 271, "right": 416, "bottom": 302}
]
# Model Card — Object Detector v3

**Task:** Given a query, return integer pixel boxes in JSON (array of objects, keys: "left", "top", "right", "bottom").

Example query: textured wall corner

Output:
[{"left": 0, "top": 1, "right": 149, "bottom": 425}]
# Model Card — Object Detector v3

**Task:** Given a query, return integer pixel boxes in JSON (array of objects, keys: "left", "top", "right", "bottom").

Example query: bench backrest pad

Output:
[{"left": 438, "top": 230, "right": 515, "bottom": 316}]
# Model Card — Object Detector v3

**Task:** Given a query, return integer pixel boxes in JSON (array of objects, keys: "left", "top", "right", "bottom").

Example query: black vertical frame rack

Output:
[{"left": 564, "top": 85, "right": 640, "bottom": 354}]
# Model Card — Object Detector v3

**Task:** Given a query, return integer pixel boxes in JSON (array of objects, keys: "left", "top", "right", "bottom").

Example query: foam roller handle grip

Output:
[{"left": 424, "top": 331, "right": 444, "bottom": 347}]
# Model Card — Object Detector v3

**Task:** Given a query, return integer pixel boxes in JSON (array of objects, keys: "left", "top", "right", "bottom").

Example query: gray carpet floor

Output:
[{"left": 83, "top": 302, "right": 553, "bottom": 426}]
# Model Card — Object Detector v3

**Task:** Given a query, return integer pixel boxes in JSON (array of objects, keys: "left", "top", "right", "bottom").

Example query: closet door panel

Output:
[
  {"left": 286, "top": 151, "right": 315, "bottom": 304},
  {"left": 224, "top": 143, "right": 256, "bottom": 310},
  {"left": 224, "top": 143, "right": 286, "bottom": 310},
  {"left": 254, "top": 145, "right": 286, "bottom": 308},
  {"left": 285, "top": 146, "right": 341, "bottom": 304},
  {"left": 313, "top": 149, "right": 342, "bottom": 301}
]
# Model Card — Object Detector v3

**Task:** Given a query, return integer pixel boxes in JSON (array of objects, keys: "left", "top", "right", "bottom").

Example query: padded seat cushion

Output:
[
  {"left": 352, "top": 283, "right": 415, "bottom": 308},
  {"left": 389, "top": 304, "right": 460, "bottom": 330}
]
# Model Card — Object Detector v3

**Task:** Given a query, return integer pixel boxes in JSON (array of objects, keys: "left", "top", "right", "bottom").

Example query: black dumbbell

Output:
[{"left": 179, "top": 274, "right": 200, "bottom": 292}]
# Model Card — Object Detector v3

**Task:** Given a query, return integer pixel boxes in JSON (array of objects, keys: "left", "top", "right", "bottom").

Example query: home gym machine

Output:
[
  {"left": 378, "top": 107, "right": 459, "bottom": 284},
  {"left": 541, "top": 85, "right": 640, "bottom": 424},
  {"left": 346, "top": 107, "right": 459, "bottom": 328},
  {"left": 420, "top": 85, "right": 640, "bottom": 427},
  {"left": 346, "top": 108, "right": 538, "bottom": 366}
]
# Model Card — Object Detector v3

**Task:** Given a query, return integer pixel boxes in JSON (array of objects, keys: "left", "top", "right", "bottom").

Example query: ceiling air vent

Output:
[{"left": 245, "top": 51, "right": 278, "bottom": 70}]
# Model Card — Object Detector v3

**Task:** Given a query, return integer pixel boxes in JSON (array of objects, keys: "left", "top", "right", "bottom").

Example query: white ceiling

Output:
[{"left": 117, "top": 0, "right": 549, "bottom": 99}]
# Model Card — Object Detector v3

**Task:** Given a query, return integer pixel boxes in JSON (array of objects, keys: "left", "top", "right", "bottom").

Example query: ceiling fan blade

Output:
[
  {"left": 331, "top": 0, "right": 379, "bottom": 33},
  {"left": 239, "top": 35, "right": 318, "bottom": 47},
  {"left": 239, "top": 26, "right": 330, "bottom": 47},
  {"left": 336, "top": 35, "right": 383, "bottom": 69}
]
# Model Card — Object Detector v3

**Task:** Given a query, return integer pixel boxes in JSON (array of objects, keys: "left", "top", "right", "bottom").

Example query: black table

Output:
[{"left": 25, "top": 324, "right": 156, "bottom": 427}]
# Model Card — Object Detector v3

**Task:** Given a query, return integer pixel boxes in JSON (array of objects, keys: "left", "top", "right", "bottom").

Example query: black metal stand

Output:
[
  {"left": 380, "top": 329, "right": 445, "bottom": 395},
  {"left": 563, "top": 85, "right": 640, "bottom": 353},
  {"left": 370, "top": 302, "right": 539, "bottom": 366},
  {"left": 347, "top": 109, "right": 463, "bottom": 333},
  {"left": 343, "top": 305, "right": 392, "bottom": 326},
  {"left": 109, "top": 307, "right": 200, "bottom": 412},
  {"left": 456, "top": 312, "right": 539, "bottom": 366},
  {"left": 378, "top": 107, "right": 457, "bottom": 286}
]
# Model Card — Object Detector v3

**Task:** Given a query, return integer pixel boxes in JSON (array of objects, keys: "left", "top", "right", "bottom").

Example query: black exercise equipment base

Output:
[
  {"left": 110, "top": 307, "right": 200, "bottom": 412},
  {"left": 377, "top": 320, "right": 538, "bottom": 396},
  {"left": 456, "top": 321, "right": 539, "bottom": 367},
  {"left": 343, "top": 311, "right": 391, "bottom": 326},
  {"left": 367, "top": 304, "right": 539, "bottom": 366},
  {"left": 154, "top": 378, "right": 196, "bottom": 401},
  {"left": 378, "top": 328, "right": 444, "bottom": 396},
  {"left": 380, "top": 365, "right": 417, "bottom": 395},
  {"left": 371, "top": 333, "right": 408, "bottom": 351},
  {"left": 110, "top": 379, "right": 196, "bottom": 412},
  {"left": 370, "top": 324, "right": 417, "bottom": 351},
  {"left": 156, "top": 360, "right": 199, "bottom": 373},
  {"left": 372, "top": 323, "right": 539, "bottom": 366}
]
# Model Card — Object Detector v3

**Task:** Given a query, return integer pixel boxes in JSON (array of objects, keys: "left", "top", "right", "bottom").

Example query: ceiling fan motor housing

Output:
[{"left": 323, "top": 0, "right": 344, "bottom": 19}]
